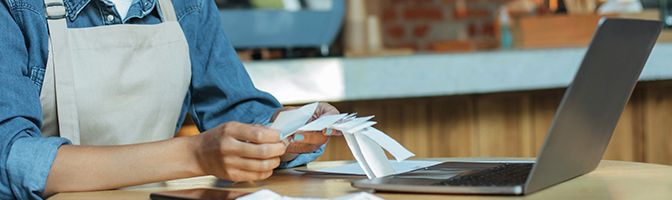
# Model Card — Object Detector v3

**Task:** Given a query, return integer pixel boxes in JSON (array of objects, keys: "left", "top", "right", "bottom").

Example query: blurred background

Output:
[{"left": 179, "top": 0, "right": 672, "bottom": 166}]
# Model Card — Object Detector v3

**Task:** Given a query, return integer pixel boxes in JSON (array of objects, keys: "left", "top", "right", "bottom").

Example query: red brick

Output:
[
  {"left": 403, "top": 7, "right": 443, "bottom": 21},
  {"left": 385, "top": 25, "right": 405, "bottom": 39},
  {"left": 382, "top": 9, "right": 397, "bottom": 21},
  {"left": 466, "top": 9, "right": 492, "bottom": 19},
  {"left": 386, "top": 43, "right": 420, "bottom": 51},
  {"left": 413, "top": 24, "right": 430, "bottom": 37},
  {"left": 481, "top": 22, "right": 496, "bottom": 36},
  {"left": 453, "top": 8, "right": 468, "bottom": 19},
  {"left": 467, "top": 23, "right": 477, "bottom": 37}
]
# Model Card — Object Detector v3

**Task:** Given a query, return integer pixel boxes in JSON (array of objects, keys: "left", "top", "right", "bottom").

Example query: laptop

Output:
[{"left": 351, "top": 18, "right": 662, "bottom": 195}]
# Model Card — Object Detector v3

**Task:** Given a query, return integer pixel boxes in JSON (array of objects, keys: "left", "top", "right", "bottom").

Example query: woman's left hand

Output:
[{"left": 271, "top": 102, "right": 341, "bottom": 156}]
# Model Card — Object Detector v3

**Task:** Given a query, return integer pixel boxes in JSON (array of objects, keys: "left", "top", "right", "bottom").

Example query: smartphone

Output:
[{"left": 150, "top": 188, "right": 251, "bottom": 200}]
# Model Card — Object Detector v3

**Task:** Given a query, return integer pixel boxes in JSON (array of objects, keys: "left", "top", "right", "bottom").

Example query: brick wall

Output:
[{"left": 382, "top": 0, "right": 512, "bottom": 52}]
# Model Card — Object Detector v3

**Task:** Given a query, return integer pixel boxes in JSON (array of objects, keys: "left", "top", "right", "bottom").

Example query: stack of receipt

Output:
[{"left": 270, "top": 102, "right": 414, "bottom": 179}]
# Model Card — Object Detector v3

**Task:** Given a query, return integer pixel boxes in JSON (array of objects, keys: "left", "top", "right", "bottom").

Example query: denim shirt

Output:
[{"left": 0, "top": 0, "right": 324, "bottom": 199}]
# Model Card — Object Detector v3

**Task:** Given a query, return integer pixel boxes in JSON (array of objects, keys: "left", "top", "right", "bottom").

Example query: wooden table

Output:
[{"left": 49, "top": 158, "right": 672, "bottom": 200}]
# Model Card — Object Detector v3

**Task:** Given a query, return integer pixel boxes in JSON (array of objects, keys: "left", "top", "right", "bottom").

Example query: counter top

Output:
[
  {"left": 245, "top": 43, "right": 672, "bottom": 104},
  {"left": 49, "top": 159, "right": 672, "bottom": 200}
]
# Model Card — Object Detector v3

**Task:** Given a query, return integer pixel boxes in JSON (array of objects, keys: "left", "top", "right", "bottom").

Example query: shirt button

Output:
[{"left": 106, "top": 15, "right": 115, "bottom": 22}]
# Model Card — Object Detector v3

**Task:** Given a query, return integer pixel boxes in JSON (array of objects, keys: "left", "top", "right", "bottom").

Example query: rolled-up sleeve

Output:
[
  {"left": 1, "top": 1, "right": 70, "bottom": 199},
  {"left": 5, "top": 124, "right": 70, "bottom": 200}
]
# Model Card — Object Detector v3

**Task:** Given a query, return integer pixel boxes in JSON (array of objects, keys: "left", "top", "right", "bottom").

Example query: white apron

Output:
[{"left": 40, "top": 0, "right": 191, "bottom": 145}]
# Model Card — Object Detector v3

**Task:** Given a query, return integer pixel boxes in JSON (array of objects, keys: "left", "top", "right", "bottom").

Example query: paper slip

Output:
[
  {"left": 270, "top": 102, "right": 415, "bottom": 179},
  {"left": 298, "top": 160, "right": 441, "bottom": 176},
  {"left": 298, "top": 113, "right": 347, "bottom": 131},
  {"left": 238, "top": 189, "right": 383, "bottom": 200},
  {"left": 361, "top": 127, "right": 414, "bottom": 161},
  {"left": 332, "top": 116, "right": 374, "bottom": 131},
  {"left": 271, "top": 102, "right": 319, "bottom": 139}
]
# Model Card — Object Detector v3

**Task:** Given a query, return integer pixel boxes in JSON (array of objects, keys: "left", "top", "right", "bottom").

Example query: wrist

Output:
[{"left": 184, "top": 135, "right": 206, "bottom": 177}]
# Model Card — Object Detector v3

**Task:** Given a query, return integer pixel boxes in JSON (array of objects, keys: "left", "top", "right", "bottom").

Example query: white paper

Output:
[
  {"left": 344, "top": 121, "right": 377, "bottom": 133},
  {"left": 237, "top": 189, "right": 382, "bottom": 200},
  {"left": 271, "top": 102, "right": 318, "bottom": 139},
  {"left": 332, "top": 192, "right": 384, "bottom": 200},
  {"left": 301, "top": 160, "right": 441, "bottom": 176},
  {"left": 332, "top": 116, "right": 374, "bottom": 131},
  {"left": 268, "top": 102, "right": 416, "bottom": 179},
  {"left": 343, "top": 133, "right": 375, "bottom": 178},
  {"left": 360, "top": 127, "right": 414, "bottom": 161},
  {"left": 355, "top": 133, "right": 395, "bottom": 178},
  {"left": 298, "top": 114, "right": 347, "bottom": 131}
]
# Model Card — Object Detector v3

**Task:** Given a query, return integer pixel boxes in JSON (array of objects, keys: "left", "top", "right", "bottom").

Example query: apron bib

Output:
[{"left": 40, "top": 0, "right": 191, "bottom": 145}]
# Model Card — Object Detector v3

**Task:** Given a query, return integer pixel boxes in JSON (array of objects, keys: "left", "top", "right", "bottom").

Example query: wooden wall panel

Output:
[
  {"left": 644, "top": 82, "right": 672, "bottom": 164},
  {"left": 603, "top": 90, "right": 644, "bottom": 162},
  {"left": 529, "top": 91, "right": 563, "bottom": 156},
  {"left": 473, "top": 94, "right": 532, "bottom": 157},
  {"left": 176, "top": 81, "right": 671, "bottom": 165},
  {"left": 427, "top": 97, "right": 475, "bottom": 157},
  {"left": 401, "top": 100, "right": 431, "bottom": 157}
]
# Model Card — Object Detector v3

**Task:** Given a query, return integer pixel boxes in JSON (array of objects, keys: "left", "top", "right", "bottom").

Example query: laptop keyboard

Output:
[{"left": 434, "top": 163, "right": 533, "bottom": 186}]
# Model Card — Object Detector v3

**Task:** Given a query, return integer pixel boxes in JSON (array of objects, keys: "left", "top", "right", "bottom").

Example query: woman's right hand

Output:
[{"left": 193, "top": 122, "right": 287, "bottom": 182}]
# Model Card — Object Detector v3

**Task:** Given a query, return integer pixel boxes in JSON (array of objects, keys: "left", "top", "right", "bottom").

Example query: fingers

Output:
[
  {"left": 226, "top": 138, "right": 286, "bottom": 159},
  {"left": 282, "top": 130, "right": 331, "bottom": 154},
  {"left": 293, "top": 131, "right": 328, "bottom": 145},
  {"left": 315, "top": 102, "right": 340, "bottom": 116},
  {"left": 221, "top": 156, "right": 277, "bottom": 182},
  {"left": 225, "top": 168, "right": 274, "bottom": 182},
  {"left": 286, "top": 143, "right": 323, "bottom": 154},
  {"left": 323, "top": 128, "right": 343, "bottom": 136},
  {"left": 200, "top": 122, "right": 286, "bottom": 183},
  {"left": 223, "top": 156, "right": 281, "bottom": 172},
  {"left": 308, "top": 103, "right": 341, "bottom": 122},
  {"left": 223, "top": 122, "right": 280, "bottom": 144}
]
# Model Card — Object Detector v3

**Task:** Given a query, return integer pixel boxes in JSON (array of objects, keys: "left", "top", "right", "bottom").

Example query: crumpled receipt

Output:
[
  {"left": 237, "top": 189, "right": 383, "bottom": 200},
  {"left": 269, "top": 102, "right": 415, "bottom": 179}
]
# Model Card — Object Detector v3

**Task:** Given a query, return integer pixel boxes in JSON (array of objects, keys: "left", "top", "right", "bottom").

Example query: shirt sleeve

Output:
[
  {"left": 0, "top": 1, "right": 71, "bottom": 200},
  {"left": 185, "top": 0, "right": 281, "bottom": 131}
]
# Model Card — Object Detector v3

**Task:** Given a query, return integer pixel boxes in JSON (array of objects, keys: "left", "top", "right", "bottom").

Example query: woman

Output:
[{"left": 0, "top": 0, "right": 338, "bottom": 199}]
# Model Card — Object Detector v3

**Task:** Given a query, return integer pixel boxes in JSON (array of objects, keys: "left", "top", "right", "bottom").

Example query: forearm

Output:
[{"left": 43, "top": 136, "right": 203, "bottom": 197}]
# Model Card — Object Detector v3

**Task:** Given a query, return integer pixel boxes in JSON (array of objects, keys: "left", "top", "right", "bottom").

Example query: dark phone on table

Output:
[{"left": 150, "top": 188, "right": 250, "bottom": 200}]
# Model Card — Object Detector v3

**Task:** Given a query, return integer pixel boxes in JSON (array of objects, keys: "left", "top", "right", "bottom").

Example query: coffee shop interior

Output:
[{"left": 173, "top": 0, "right": 672, "bottom": 167}]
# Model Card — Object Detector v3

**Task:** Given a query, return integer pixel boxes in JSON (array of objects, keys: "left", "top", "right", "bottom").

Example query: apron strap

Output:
[
  {"left": 157, "top": 0, "right": 178, "bottom": 22},
  {"left": 44, "top": 0, "right": 82, "bottom": 144}
]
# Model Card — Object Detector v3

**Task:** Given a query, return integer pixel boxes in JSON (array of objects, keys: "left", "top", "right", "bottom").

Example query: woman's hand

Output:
[
  {"left": 193, "top": 122, "right": 287, "bottom": 182},
  {"left": 275, "top": 102, "right": 341, "bottom": 155}
]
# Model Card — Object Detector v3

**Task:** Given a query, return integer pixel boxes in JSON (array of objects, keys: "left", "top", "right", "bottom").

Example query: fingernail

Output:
[
  {"left": 294, "top": 134, "right": 304, "bottom": 142},
  {"left": 325, "top": 128, "right": 333, "bottom": 136}
]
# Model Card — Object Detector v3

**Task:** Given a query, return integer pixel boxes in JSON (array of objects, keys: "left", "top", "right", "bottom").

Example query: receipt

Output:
[
  {"left": 271, "top": 102, "right": 318, "bottom": 139},
  {"left": 269, "top": 102, "right": 415, "bottom": 179}
]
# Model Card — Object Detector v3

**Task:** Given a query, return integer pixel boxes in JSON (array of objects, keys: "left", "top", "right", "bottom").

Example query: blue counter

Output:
[{"left": 245, "top": 43, "right": 672, "bottom": 104}]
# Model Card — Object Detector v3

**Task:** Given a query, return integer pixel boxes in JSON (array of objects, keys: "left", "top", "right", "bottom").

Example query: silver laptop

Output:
[{"left": 351, "top": 18, "right": 662, "bottom": 195}]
